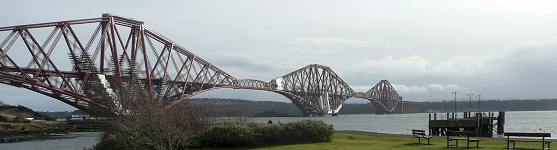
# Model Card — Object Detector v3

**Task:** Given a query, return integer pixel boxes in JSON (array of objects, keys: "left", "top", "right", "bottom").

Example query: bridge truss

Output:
[
  {"left": 0, "top": 14, "right": 236, "bottom": 115},
  {"left": 271, "top": 64, "right": 354, "bottom": 116},
  {"left": 354, "top": 80, "right": 402, "bottom": 113},
  {"left": 0, "top": 14, "right": 402, "bottom": 116}
]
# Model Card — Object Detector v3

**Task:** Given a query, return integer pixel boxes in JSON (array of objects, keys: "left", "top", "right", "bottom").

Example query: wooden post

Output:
[
  {"left": 490, "top": 112, "right": 494, "bottom": 137},
  {"left": 429, "top": 113, "right": 432, "bottom": 135},
  {"left": 497, "top": 112, "right": 505, "bottom": 135},
  {"left": 476, "top": 112, "right": 480, "bottom": 137}
]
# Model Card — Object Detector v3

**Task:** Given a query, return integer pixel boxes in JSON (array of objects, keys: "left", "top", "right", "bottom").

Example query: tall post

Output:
[
  {"left": 477, "top": 95, "right": 482, "bottom": 112},
  {"left": 467, "top": 93, "right": 473, "bottom": 112},
  {"left": 497, "top": 112, "right": 505, "bottom": 135},
  {"left": 428, "top": 113, "right": 431, "bottom": 135},
  {"left": 452, "top": 91, "right": 458, "bottom": 119}
]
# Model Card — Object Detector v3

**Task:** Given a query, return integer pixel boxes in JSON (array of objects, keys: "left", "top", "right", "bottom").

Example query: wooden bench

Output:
[
  {"left": 504, "top": 132, "right": 552, "bottom": 150},
  {"left": 446, "top": 130, "right": 479, "bottom": 148},
  {"left": 412, "top": 129, "right": 432, "bottom": 144}
]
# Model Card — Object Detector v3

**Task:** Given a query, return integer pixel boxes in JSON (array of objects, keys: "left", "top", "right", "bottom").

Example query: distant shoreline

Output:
[{"left": 0, "top": 130, "right": 75, "bottom": 143}]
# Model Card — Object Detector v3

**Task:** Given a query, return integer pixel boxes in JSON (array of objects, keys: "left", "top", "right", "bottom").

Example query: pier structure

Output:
[{"left": 428, "top": 112, "right": 505, "bottom": 137}]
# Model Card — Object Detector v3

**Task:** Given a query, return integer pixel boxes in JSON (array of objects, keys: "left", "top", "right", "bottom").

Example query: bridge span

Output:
[{"left": 0, "top": 14, "right": 402, "bottom": 116}]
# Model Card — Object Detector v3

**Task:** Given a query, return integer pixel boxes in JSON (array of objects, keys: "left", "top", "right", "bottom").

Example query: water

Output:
[
  {"left": 0, "top": 111, "right": 555, "bottom": 149},
  {"left": 0, "top": 132, "right": 101, "bottom": 150},
  {"left": 249, "top": 111, "right": 557, "bottom": 138}
]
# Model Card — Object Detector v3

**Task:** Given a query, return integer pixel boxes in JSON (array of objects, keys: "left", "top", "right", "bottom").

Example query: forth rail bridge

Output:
[{"left": 0, "top": 14, "right": 414, "bottom": 116}]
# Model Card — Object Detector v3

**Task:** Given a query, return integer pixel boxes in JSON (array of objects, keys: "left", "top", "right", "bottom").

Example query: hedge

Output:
[{"left": 198, "top": 120, "right": 334, "bottom": 147}]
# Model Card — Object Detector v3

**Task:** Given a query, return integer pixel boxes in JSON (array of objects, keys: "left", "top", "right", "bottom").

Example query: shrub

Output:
[
  {"left": 11, "top": 116, "right": 30, "bottom": 123},
  {"left": 198, "top": 123, "right": 258, "bottom": 147},
  {"left": 279, "top": 120, "right": 334, "bottom": 143},
  {"left": 198, "top": 120, "right": 334, "bottom": 147},
  {"left": 251, "top": 123, "right": 284, "bottom": 144},
  {"left": 0, "top": 115, "right": 9, "bottom": 122},
  {"left": 95, "top": 101, "right": 215, "bottom": 150}
]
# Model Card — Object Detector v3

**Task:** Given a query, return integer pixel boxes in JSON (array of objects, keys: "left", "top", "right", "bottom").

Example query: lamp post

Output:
[
  {"left": 477, "top": 95, "right": 482, "bottom": 112},
  {"left": 452, "top": 91, "right": 458, "bottom": 119},
  {"left": 467, "top": 93, "right": 474, "bottom": 112}
]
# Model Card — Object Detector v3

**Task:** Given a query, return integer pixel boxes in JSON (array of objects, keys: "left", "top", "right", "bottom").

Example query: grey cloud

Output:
[
  {"left": 1, "top": 0, "right": 556, "bottom": 111},
  {"left": 210, "top": 53, "right": 292, "bottom": 80},
  {"left": 217, "top": 59, "right": 274, "bottom": 72},
  {"left": 344, "top": 40, "right": 557, "bottom": 101}
]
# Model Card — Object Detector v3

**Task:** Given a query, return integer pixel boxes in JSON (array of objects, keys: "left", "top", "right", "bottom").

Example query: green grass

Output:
[{"left": 209, "top": 131, "right": 549, "bottom": 150}]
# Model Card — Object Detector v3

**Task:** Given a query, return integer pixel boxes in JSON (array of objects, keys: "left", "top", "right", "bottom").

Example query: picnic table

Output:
[
  {"left": 504, "top": 132, "right": 552, "bottom": 150},
  {"left": 446, "top": 130, "right": 479, "bottom": 148}
]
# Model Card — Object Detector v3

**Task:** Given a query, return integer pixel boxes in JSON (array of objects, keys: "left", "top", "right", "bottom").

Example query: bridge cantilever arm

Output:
[
  {"left": 143, "top": 29, "right": 237, "bottom": 83},
  {"left": 0, "top": 18, "right": 108, "bottom": 32}
]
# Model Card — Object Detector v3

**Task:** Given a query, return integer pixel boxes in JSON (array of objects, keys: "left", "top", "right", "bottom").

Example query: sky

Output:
[{"left": 0, "top": 0, "right": 556, "bottom": 111}]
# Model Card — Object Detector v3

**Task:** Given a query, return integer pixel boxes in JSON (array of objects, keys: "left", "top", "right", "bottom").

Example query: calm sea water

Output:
[
  {"left": 249, "top": 111, "right": 557, "bottom": 138},
  {"left": 0, "top": 132, "right": 101, "bottom": 150},
  {"left": 1, "top": 111, "right": 555, "bottom": 149}
]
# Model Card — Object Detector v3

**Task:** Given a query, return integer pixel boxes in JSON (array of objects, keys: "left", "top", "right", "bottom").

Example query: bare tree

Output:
[{"left": 97, "top": 96, "right": 216, "bottom": 150}]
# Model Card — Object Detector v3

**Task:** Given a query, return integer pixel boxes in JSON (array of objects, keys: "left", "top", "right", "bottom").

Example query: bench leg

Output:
[
  {"left": 507, "top": 137, "right": 510, "bottom": 150},
  {"left": 467, "top": 140, "right": 470, "bottom": 148},
  {"left": 418, "top": 138, "right": 421, "bottom": 144},
  {"left": 447, "top": 139, "right": 454, "bottom": 148},
  {"left": 427, "top": 138, "right": 430, "bottom": 145}
]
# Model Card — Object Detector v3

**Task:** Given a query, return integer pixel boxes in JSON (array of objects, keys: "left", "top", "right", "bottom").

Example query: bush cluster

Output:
[
  {"left": 198, "top": 120, "right": 334, "bottom": 147},
  {"left": 11, "top": 117, "right": 30, "bottom": 123},
  {"left": 95, "top": 102, "right": 215, "bottom": 150},
  {"left": 0, "top": 115, "right": 10, "bottom": 122}
]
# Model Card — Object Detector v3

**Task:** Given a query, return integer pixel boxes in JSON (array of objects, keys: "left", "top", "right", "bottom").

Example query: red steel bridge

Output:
[{"left": 0, "top": 14, "right": 402, "bottom": 116}]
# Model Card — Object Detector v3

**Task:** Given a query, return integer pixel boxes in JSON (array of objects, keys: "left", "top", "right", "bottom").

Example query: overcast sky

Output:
[{"left": 1, "top": 0, "right": 556, "bottom": 111}]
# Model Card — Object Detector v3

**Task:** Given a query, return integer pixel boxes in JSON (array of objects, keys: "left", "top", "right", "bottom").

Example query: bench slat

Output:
[
  {"left": 508, "top": 139, "right": 552, "bottom": 142},
  {"left": 447, "top": 131, "right": 475, "bottom": 136},
  {"left": 504, "top": 132, "right": 551, "bottom": 137},
  {"left": 505, "top": 133, "right": 552, "bottom": 150}
]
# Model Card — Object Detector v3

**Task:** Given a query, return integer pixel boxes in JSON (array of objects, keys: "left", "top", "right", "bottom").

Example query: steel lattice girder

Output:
[
  {"left": 271, "top": 64, "right": 355, "bottom": 115},
  {"left": 354, "top": 80, "right": 402, "bottom": 113},
  {"left": 236, "top": 79, "right": 275, "bottom": 90},
  {"left": 0, "top": 14, "right": 403, "bottom": 116},
  {"left": 0, "top": 14, "right": 236, "bottom": 115}
]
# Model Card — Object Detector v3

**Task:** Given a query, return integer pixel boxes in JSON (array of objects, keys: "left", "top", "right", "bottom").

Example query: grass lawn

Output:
[{"left": 246, "top": 131, "right": 548, "bottom": 150}]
